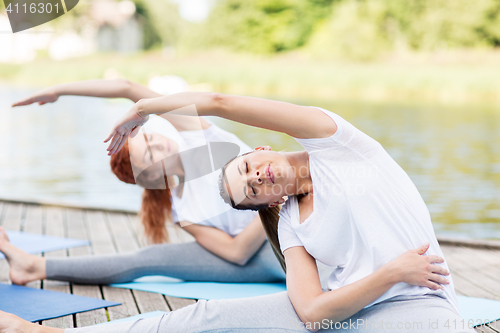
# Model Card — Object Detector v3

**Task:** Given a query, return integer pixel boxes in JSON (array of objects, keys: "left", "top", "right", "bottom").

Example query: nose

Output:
[{"left": 250, "top": 169, "right": 262, "bottom": 186}]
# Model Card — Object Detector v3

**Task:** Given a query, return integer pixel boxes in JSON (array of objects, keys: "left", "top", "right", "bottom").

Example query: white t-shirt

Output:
[
  {"left": 278, "top": 108, "right": 459, "bottom": 312},
  {"left": 146, "top": 116, "right": 257, "bottom": 237}
]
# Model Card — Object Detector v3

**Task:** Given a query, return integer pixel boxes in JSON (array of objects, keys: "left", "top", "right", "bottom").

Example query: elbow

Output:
[
  {"left": 115, "top": 78, "right": 134, "bottom": 97},
  {"left": 209, "top": 92, "right": 227, "bottom": 116},
  {"left": 296, "top": 305, "right": 325, "bottom": 332},
  {"left": 301, "top": 311, "right": 320, "bottom": 332},
  {"left": 229, "top": 248, "right": 250, "bottom": 266}
]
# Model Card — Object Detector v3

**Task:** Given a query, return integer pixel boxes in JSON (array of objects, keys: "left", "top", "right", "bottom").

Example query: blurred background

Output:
[{"left": 0, "top": 0, "right": 499, "bottom": 239}]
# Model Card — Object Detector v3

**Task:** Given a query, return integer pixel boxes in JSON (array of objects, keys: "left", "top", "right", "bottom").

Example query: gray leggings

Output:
[
  {"left": 46, "top": 241, "right": 285, "bottom": 284},
  {"left": 66, "top": 292, "right": 474, "bottom": 333}
]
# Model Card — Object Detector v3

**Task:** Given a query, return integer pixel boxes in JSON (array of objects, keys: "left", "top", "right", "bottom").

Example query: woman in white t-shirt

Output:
[
  {"left": 0, "top": 81, "right": 285, "bottom": 287},
  {"left": 0, "top": 93, "right": 472, "bottom": 333}
]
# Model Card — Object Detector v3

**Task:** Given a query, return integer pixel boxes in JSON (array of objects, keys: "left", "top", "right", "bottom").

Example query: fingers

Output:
[
  {"left": 426, "top": 254, "right": 444, "bottom": 264},
  {"left": 430, "top": 264, "right": 449, "bottom": 276},
  {"left": 110, "top": 136, "right": 127, "bottom": 155},
  {"left": 107, "top": 133, "right": 129, "bottom": 155},
  {"left": 106, "top": 133, "right": 123, "bottom": 154},
  {"left": 415, "top": 242, "right": 430, "bottom": 255},
  {"left": 428, "top": 272, "right": 450, "bottom": 286},
  {"left": 104, "top": 130, "right": 116, "bottom": 143},
  {"left": 425, "top": 280, "right": 445, "bottom": 291},
  {"left": 11, "top": 98, "right": 32, "bottom": 107}
]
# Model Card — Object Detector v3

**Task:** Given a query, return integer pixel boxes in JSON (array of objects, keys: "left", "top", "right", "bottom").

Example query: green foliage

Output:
[
  {"left": 187, "top": 0, "right": 334, "bottom": 53},
  {"left": 306, "top": 0, "right": 500, "bottom": 60},
  {"left": 132, "top": 0, "right": 163, "bottom": 49},
  {"left": 307, "top": 0, "right": 394, "bottom": 60},
  {"left": 184, "top": 0, "right": 500, "bottom": 59},
  {"left": 136, "top": 0, "right": 184, "bottom": 48}
]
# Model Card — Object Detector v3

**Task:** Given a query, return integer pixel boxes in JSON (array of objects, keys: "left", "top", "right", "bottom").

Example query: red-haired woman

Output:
[{"left": 0, "top": 79, "right": 285, "bottom": 286}]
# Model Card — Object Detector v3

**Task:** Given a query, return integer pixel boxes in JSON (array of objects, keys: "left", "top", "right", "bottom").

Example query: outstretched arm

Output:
[
  {"left": 182, "top": 215, "right": 267, "bottom": 266},
  {"left": 11, "top": 79, "right": 210, "bottom": 132},
  {"left": 285, "top": 243, "right": 449, "bottom": 332},
  {"left": 105, "top": 92, "right": 337, "bottom": 155}
]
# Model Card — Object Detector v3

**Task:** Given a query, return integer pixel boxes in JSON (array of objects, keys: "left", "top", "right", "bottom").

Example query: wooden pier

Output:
[{"left": 0, "top": 198, "right": 499, "bottom": 332}]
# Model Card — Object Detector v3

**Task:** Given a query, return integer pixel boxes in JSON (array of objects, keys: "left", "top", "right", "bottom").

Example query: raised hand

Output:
[
  {"left": 11, "top": 88, "right": 59, "bottom": 107},
  {"left": 388, "top": 243, "right": 450, "bottom": 290},
  {"left": 104, "top": 104, "right": 149, "bottom": 155}
]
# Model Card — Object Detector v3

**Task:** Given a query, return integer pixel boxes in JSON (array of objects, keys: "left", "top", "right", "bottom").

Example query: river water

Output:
[{"left": 1, "top": 87, "right": 499, "bottom": 239}]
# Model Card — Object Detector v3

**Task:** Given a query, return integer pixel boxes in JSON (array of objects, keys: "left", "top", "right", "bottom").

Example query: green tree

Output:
[{"left": 188, "top": 0, "right": 335, "bottom": 53}]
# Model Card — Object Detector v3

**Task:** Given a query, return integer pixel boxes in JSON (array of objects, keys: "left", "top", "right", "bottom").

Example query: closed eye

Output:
[{"left": 246, "top": 162, "right": 257, "bottom": 197}]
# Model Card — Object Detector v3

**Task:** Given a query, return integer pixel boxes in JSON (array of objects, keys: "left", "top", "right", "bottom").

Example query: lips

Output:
[{"left": 266, "top": 164, "right": 275, "bottom": 184}]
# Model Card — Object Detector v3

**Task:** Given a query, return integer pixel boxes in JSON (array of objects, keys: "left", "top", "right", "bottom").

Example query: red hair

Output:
[{"left": 110, "top": 141, "right": 172, "bottom": 244}]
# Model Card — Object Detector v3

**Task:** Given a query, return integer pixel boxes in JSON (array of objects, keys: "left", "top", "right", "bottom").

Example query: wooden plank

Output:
[
  {"left": 133, "top": 290, "right": 170, "bottom": 313},
  {"left": 42, "top": 207, "right": 73, "bottom": 329},
  {"left": 474, "top": 325, "right": 498, "bottom": 333},
  {"left": 126, "top": 213, "right": 147, "bottom": 247},
  {"left": 0, "top": 201, "right": 5, "bottom": 224},
  {"left": 1, "top": 203, "right": 24, "bottom": 231},
  {"left": 106, "top": 212, "right": 170, "bottom": 315},
  {"left": 439, "top": 236, "right": 500, "bottom": 250},
  {"left": 450, "top": 247, "right": 500, "bottom": 289},
  {"left": 442, "top": 246, "right": 500, "bottom": 299},
  {"left": 23, "top": 205, "right": 43, "bottom": 290},
  {"left": 66, "top": 209, "right": 108, "bottom": 327},
  {"left": 86, "top": 211, "right": 139, "bottom": 320},
  {"left": 165, "top": 296, "right": 196, "bottom": 311},
  {"left": 0, "top": 197, "right": 137, "bottom": 215},
  {"left": 106, "top": 213, "right": 139, "bottom": 253},
  {"left": 487, "top": 321, "right": 500, "bottom": 331},
  {"left": 457, "top": 247, "right": 500, "bottom": 272}
]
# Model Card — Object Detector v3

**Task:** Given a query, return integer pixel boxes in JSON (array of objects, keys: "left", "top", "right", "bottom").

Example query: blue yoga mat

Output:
[
  {"left": 0, "top": 230, "right": 89, "bottom": 259},
  {"left": 95, "top": 311, "right": 167, "bottom": 326},
  {"left": 111, "top": 276, "right": 287, "bottom": 300},
  {"left": 0, "top": 283, "right": 120, "bottom": 322},
  {"left": 457, "top": 295, "right": 500, "bottom": 327}
]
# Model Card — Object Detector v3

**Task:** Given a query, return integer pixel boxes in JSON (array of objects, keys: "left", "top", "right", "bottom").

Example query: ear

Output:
[
  {"left": 268, "top": 197, "right": 285, "bottom": 208},
  {"left": 254, "top": 146, "right": 272, "bottom": 151}
]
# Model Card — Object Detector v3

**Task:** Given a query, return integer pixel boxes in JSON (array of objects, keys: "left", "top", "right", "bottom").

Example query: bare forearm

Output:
[
  {"left": 137, "top": 92, "right": 219, "bottom": 118},
  {"left": 305, "top": 265, "right": 398, "bottom": 326},
  {"left": 231, "top": 218, "right": 267, "bottom": 265},
  {"left": 47, "top": 79, "right": 137, "bottom": 100},
  {"left": 136, "top": 92, "right": 335, "bottom": 139}
]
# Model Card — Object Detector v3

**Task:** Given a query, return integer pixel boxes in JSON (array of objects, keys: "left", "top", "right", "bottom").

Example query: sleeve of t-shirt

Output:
[
  {"left": 277, "top": 198, "right": 304, "bottom": 254},
  {"left": 295, "top": 107, "right": 380, "bottom": 154}
]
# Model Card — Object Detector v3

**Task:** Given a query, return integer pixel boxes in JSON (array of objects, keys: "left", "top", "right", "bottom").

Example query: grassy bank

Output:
[{"left": 2, "top": 51, "right": 500, "bottom": 105}]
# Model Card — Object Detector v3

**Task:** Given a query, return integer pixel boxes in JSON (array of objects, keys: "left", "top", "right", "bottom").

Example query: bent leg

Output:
[
  {"left": 65, "top": 291, "right": 308, "bottom": 333},
  {"left": 47, "top": 241, "right": 285, "bottom": 284},
  {"left": 63, "top": 293, "right": 473, "bottom": 333},
  {"left": 331, "top": 294, "right": 474, "bottom": 333}
]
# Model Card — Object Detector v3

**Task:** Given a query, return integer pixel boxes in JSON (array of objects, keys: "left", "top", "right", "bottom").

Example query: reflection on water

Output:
[
  {"left": 0, "top": 87, "right": 143, "bottom": 211},
  {"left": 0, "top": 88, "right": 499, "bottom": 239}
]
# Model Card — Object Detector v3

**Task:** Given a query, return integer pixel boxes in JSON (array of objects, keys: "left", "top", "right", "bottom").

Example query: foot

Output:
[
  {"left": 0, "top": 227, "right": 46, "bottom": 285},
  {"left": 0, "top": 310, "right": 63, "bottom": 333}
]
